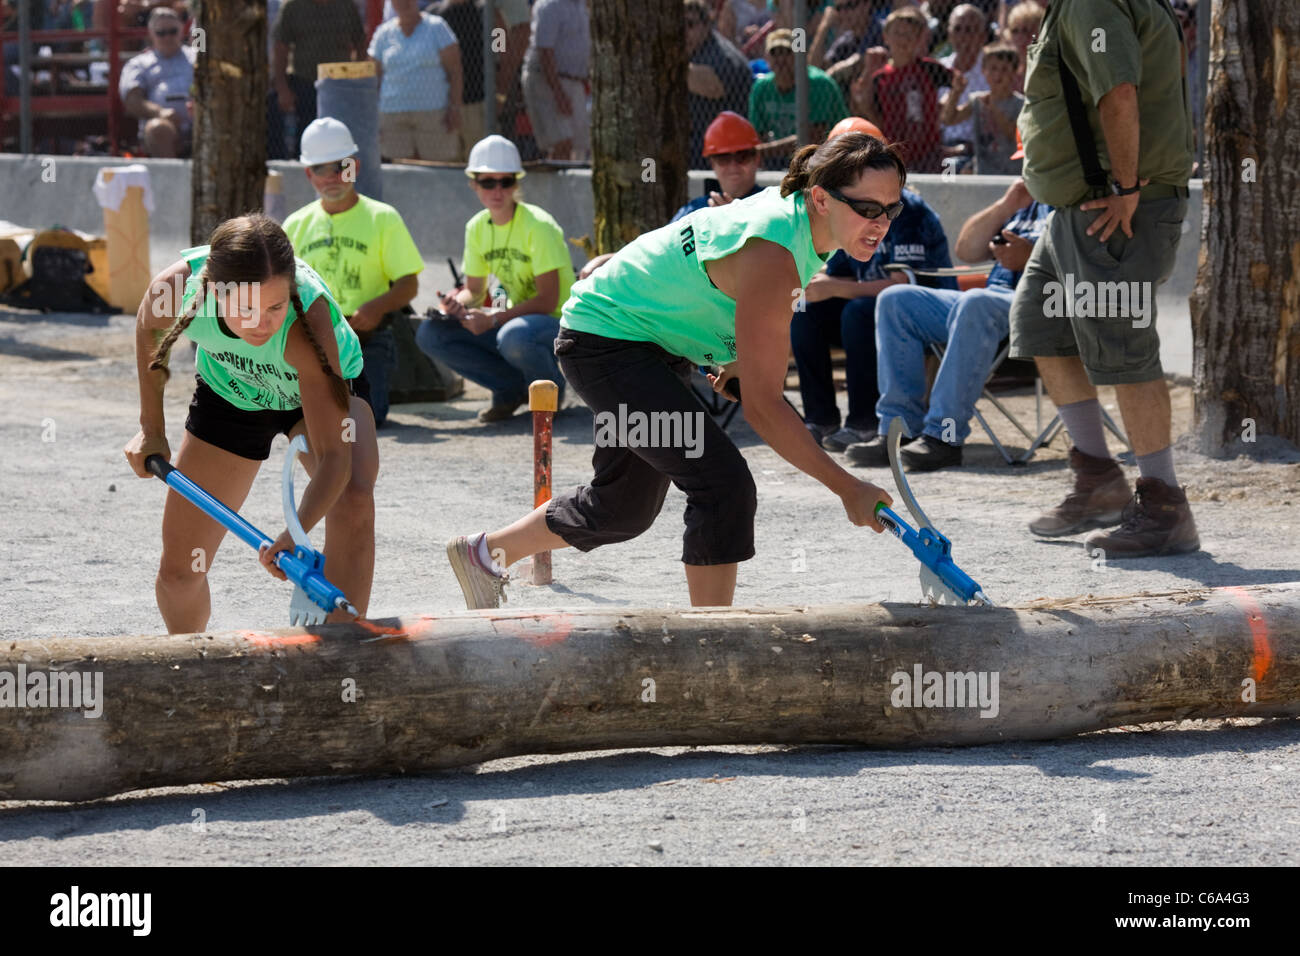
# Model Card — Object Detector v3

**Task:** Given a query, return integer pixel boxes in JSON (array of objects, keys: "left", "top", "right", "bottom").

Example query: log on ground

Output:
[{"left": 1, "top": 584, "right": 1298, "bottom": 802}]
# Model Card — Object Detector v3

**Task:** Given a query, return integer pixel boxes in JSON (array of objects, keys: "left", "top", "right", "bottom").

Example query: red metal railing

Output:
[{"left": 0, "top": 14, "right": 149, "bottom": 154}]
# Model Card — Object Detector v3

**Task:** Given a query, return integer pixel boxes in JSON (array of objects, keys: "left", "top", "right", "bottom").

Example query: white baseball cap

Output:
[
  {"left": 300, "top": 117, "right": 359, "bottom": 166},
  {"left": 465, "top": 135, "right": 525, "bottom": 178}
]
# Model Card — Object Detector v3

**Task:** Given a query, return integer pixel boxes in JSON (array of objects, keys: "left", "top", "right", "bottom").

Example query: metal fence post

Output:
[
  {"left": 17, "top": 0, "right": 31, "bottom": 154},
  {"left": 483, "top": 0, "right": 497, "bottom": 136},
  {"left": 793, "top": 0, "right": 808, "bottom": 148}
]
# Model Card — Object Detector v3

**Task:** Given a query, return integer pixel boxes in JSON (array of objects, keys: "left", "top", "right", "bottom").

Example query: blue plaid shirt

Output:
[{"left": 988, "top": 200, "right": 1052, "bottom": 290}]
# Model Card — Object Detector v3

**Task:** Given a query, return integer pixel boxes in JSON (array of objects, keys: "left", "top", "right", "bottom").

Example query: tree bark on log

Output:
[
  {"left": 589, "top": 0, "right": 689, "bottom": 253},
  {"left": 189, "top": 0, "right": 269, "bottom": 245},
  {"left": 1190, "top": 0, "right": 1300, "bottom": 452},
  {"left": 2, "top": 584, "right": 1298, "bottom": 802}
]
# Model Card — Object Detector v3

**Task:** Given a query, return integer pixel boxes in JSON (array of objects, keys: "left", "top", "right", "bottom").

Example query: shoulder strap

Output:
[{"left": 1058, "top": 55, "right": 1109, "bottom": 190}]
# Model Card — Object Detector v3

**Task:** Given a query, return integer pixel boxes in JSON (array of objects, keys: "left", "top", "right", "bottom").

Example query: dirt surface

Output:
[{"left": 1, "top": 306, "right": 1298, "bottom": 865}]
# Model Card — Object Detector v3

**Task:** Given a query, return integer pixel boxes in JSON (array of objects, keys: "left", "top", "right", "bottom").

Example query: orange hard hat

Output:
[
  {"left": 1010, "top": 126, "right": 1024, "bottom": 160},
  {"left": 827, "top": 116, "right": 885, "bottom": 142},
  {"left": 703, "top": 111, "right": 762, "bottom": 156}
]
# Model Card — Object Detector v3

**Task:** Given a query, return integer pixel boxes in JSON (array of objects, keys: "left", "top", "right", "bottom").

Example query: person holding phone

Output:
[
  {"left": 416, "top": 135, "right": 575, "bottom": 423},
  {"left": 119, "top": 6, "right": 195, "bottom": 158},
  {"left": 846, "top": 174, "right": 1050, "bottom": 472}
]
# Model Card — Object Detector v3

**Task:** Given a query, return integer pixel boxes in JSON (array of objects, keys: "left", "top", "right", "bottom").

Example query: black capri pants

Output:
[{"left": 545, "top": 327, "right": 758, "bottom": 566}]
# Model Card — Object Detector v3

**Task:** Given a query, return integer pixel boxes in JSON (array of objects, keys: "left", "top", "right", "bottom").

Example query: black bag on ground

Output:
[
  {"left": 388, "top": 306, "right": 464, "bottom": 404},
  {"left": 0, "top": 245, "right": 113, "bottom": 313}
]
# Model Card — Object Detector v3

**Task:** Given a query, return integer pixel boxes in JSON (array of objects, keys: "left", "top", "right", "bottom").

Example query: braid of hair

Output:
[
  {"left": 149, "top": 268, "right": 208, "bottom": 379},
  {"left": 290, "top": 286, "right": 351, "bottom": 412}
]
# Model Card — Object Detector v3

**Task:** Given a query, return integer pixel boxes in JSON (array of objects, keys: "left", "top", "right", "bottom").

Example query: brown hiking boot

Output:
[
  {"left": 1083, "top": 478, "right": 1201, "bottom": 559},
  {"left": 1028, "top": 446, "right": 1132, "bottom": 537}
]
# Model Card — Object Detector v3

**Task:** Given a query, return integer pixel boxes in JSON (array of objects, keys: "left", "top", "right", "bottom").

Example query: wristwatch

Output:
[{"left": 1111, "top": 178, "right": 1141, "bottom": 196}]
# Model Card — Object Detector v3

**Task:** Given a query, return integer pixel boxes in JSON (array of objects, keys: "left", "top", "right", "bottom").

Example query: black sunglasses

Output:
[
  {"left": 153, "top": 27, "right": 180, "bottom": 37},
  {"left": 309, "top": 160, "right": 350, "bottom": 176},
  {"left": 475, "top": 175, "right": 517, "bottom": 190},
  {"left": 710, "top": 149, "right": 758, "bottom": 165},
  {"left": 824, "top": 186, "right": 905, "bottom": 220}
]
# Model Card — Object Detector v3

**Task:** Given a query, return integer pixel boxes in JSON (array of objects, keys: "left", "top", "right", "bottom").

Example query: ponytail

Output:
[
  {"left": 780, "top": 132, "right": 907, "bottom": 198},
  {"left": 290, "top": 286, "right": 351, "bottom": 413},
  {"left": 149, "top": 268, "right": 207, "bottom": 378},
  {"left": 779, "top": 144, "right": 821, "bottom": 196}
]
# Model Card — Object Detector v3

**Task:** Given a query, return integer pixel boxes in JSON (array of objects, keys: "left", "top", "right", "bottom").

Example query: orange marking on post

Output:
[{"left": 1225, "top": 587, "right": 1272, "bottom": 683}]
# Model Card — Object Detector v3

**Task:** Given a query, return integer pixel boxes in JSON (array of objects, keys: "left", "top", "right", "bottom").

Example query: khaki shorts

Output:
[
  {"left": 456, "top": 100, "right": 486, "bottom": 162},
  {"left": 522, "top": 71, "right": 589, "bottom": 158},
  {"left": 378, "top": 109, "right": 461, "bottom": 162},
  {"left": 1008, "top": 192, "right": 1187, "bottom": 385}
]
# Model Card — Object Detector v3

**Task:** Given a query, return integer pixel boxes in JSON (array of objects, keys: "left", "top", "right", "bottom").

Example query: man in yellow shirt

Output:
[{"left": 282, "top": 117, "right": 425, "bottom": 426}]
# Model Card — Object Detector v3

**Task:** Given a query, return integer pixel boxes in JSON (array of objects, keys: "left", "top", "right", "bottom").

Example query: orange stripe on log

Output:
[{"left": 1225, "top": 587, "right": 1273, "bottom": 683}]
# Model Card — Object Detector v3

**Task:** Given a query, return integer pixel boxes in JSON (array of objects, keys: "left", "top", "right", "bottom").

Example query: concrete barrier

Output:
[{"left": 0, "top": 155, "right": 1201, "bottom": 374}]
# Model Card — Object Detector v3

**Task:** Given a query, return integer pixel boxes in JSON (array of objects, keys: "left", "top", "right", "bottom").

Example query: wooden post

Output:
[
  {"left": 1, "top": 585, "right": 1298, "bottom": 802},
  {"left": 529, "top": 379, "right": 557, "bottom": 585},
  {"left": 100, "top": 170, "right": 152, "bottom": 312}
]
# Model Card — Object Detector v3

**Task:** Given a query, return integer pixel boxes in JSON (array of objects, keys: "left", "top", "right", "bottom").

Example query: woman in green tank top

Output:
[
  {"left": 446, "top": 133, "right": 908, "bottom": 611},
  {"left": 122, "top": 214, "right": 379, "bottom": 633}
]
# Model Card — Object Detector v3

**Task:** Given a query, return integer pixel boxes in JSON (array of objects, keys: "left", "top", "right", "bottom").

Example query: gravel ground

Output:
[{"left": 1, "top": 306, "right": 1298, "bottom": 866}]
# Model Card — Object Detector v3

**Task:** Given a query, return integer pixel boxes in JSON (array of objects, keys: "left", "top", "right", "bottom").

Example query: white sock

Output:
[{"left": 475, "top": 532, "right": 504, "bottom": 576}]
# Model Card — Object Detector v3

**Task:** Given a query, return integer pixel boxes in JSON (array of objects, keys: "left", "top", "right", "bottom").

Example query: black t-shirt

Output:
[{"left": 431, "top": 0, "right": 484, "bottom": 104}]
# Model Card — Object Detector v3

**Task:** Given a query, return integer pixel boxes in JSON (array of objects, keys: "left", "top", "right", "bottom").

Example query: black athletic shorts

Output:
[
  {"left": 545, "top": 327, "right": 757, "bottom": 565},
  {"left": 184, "top": 372, "right": 371, "bottom": 461}
]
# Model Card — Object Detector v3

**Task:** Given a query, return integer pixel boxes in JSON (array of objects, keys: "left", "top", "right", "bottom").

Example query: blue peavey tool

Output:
[
  {"left": 145, "top": 434, "right": 357, "bottom": 625},
  {"left": 874, "top": 419, "right": 993, "bottom": 607}
]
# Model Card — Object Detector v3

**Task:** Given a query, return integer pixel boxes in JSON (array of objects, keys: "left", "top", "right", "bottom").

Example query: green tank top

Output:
[
  {"left": 560, "top": 187, "right": 830, "bottom": 366},
  {"left": 178, "top": 245, "right": 363, "bottom": 412}
]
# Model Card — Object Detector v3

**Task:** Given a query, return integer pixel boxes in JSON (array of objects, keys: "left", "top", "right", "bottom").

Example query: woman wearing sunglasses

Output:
[
  {"left": 446, "top": 132, "right": 903, "bottom": 611},
  {"left": 416, "top": 135, "right": 574, "bottom": 424}
]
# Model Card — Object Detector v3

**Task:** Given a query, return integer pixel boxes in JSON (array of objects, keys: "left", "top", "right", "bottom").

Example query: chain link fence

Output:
[{"left": 4, "top": 0, "right": 1211, "bottom": 173}]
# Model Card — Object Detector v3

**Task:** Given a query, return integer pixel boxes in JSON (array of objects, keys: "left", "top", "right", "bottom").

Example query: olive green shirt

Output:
[{"left": 1018, "top": 0, "right": 1194, "bottom": 207}]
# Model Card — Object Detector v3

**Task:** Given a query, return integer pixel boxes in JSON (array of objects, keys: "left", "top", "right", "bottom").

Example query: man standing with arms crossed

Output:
[{"left": 1010, "top": 0, "right": 1198, "bottom": 559}]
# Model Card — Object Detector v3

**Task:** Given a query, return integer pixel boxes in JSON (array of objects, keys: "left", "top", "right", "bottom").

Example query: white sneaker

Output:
[{"left": 446, "top": 534, "right": 508, "bottom": 610}]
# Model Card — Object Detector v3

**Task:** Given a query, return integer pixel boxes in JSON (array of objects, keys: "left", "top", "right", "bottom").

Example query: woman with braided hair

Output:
[{"left": 123, "top": 213, "right": 379, "bottom": 633}]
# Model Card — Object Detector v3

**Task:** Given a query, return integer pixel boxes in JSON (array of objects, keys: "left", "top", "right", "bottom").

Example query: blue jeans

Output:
[
  {"left": 360, "top": 326, "right": 396, "bottom": 427},
  {"left": 789, "top": 295, "right": 879, "bottom": 430},
  {"left": 874, "top": 284, "right": 1014, "bottom": 445},
  {"left": 415, "top": 312, "right": 565, "bottom": 407}
]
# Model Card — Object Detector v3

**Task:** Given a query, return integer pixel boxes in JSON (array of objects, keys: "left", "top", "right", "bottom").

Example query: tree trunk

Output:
[
  {"left": 1190, "top": 0, "right": 1300, "bottom": 453},
  {"left": 2, "top": 585, "right": 1298, "bottom": 802},
  {"left": 189, "top": 0, "right": 269, "bottom": 245},
  {"left": 589, "top": 0, "right": 689, "bottom": 253}
]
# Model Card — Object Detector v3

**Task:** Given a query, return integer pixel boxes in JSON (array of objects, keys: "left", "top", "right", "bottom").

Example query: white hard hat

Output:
[
  {"left": 300, "top": 117, "right": 359, "bottom": 166},
  {"left": 465, "top": 134, "right": 525, "bottom": 178}
]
